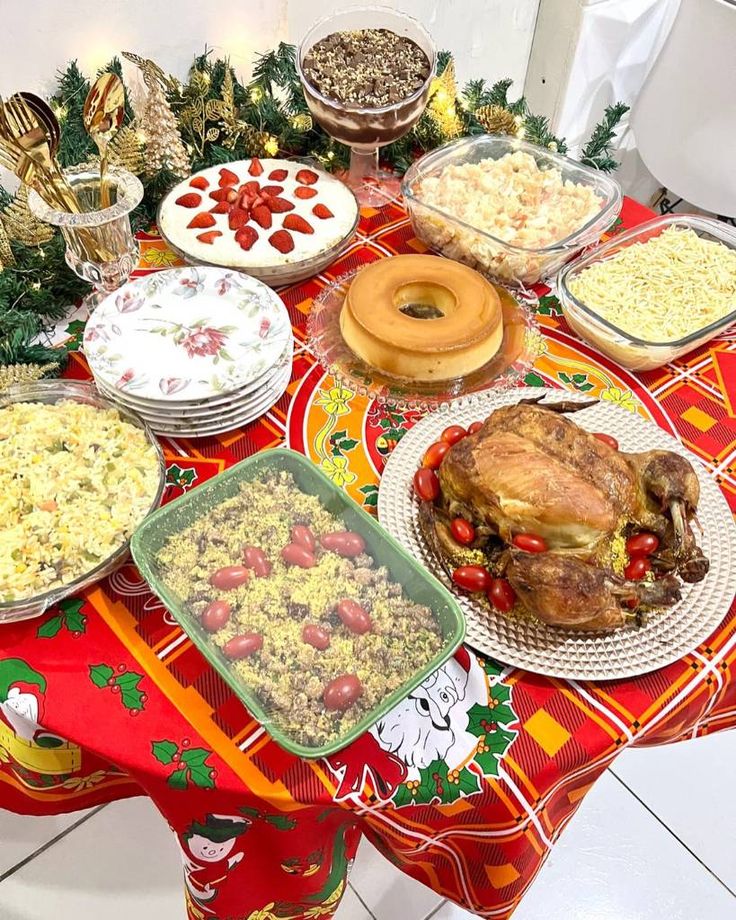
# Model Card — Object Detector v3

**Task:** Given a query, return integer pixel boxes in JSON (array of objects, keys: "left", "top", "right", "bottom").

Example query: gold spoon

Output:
[
  {"left": 83, "top": 72, "right": 125, "bottom": 209},
  {"left": 20, "top": 92, "right": 60, "bottom": 154}
]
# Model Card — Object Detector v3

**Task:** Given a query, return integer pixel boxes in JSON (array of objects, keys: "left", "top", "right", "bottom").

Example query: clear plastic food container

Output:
[
  {"left": 131, "top": 448, "right": 465, "bottom": 758},
  {"left": 558, "top": 214, "right": 736, "bottom": 371},
  {"left": 0, "top": 380, "right": 166, "bottom": 624},
  {"left": 401, "top": 134, "right": 622, "bottom": 287}
]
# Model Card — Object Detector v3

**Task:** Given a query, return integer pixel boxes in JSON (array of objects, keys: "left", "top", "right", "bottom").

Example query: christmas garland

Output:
[{"left": 0, "top": 45, "right": 629, "bottom": 379}]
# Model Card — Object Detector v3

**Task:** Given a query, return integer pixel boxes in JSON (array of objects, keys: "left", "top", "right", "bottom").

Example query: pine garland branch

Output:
[{"left": 580, "top": 102, "right": 629, "bottom": 170}]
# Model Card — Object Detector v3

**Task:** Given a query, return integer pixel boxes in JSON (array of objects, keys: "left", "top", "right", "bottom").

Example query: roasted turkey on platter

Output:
[{"left": 418, "top": 398, "right": 709, "bottom": 631}]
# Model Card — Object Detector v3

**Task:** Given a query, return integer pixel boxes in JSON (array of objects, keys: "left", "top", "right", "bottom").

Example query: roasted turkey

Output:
[{"left": 419, "top": 398, "right": 709, "bottom": 631}]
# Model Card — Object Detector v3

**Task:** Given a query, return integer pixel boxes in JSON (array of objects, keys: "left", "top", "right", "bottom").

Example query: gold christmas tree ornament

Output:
[
  {"left": 0, "top": 220, "right": 15, "bottom": 269},
  {"left": 122, "top": 51, "right": 190, "bottom": 178},
  {"left": 107, "top": 124, "right": 145, "bottom": 174},
  {"left": 2, "top": 184, "right": 54, "bottom": 247},
  {"left": 290, "top": 113, "right": 313, "bottom": 133},
  {"left": 475, "top": 104, "right": 520, "bottom": 137},
  {"left": 427, "top": 60, "right": 463, "bottom": 139},
  {"left": 0, "top": 362, "right": 59, "bottom": 391}
]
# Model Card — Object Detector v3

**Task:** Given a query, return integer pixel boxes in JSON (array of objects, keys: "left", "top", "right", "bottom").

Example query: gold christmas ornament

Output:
[
  {"left": 106, "top": 125, "right": 145, "bottom": 174},
  {"left": 290, "top": 113, "right": 313, "bottom": 133},
  {"left": 0, "top": 362, "right": 59, "bottom": 391},
  {"left": 122, "top": 51, "right": 190, "bottom": 178},
  {"left": 0, "top": 220, "right": 15, "bottom": 269},
  {"left": 427, "top": 60, "right": 463, "bottom": 139},
  {"left": 177, "top": 68, "right": 234, "bottom": 157},
  {"left": 2, "top": 184, "right": 54, "bottom": 247},
  {"left": 475, "top": 104, "right": 519, "bottom": 137}
]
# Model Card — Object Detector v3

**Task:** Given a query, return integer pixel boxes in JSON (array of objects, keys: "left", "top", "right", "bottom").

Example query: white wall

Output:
[{"left": 0, "top": 0, "right": 540, "bottom": 97}]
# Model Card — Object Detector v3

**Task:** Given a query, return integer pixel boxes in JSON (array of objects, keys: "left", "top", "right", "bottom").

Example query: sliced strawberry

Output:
[
  {"left": 312, "top": 203, "right": 334, "bottom": 219},
  {"left": 209, "top": 188, "right": 237, "bottom": 202},
  {"left": 261, "top": 185, "right": 284, "bottom": 197},
  {"left": 265, "top": 196, "right": 295, "bottom": 213},
  {"left": 239, "top": 180, "right": 260, "bottom": 195},
  {"left": 269, "top": 229, "right": 294, "bottom": 253},
  {"left": 268, "top": 168, "right": 288, "bottom": 181},
  {"left": 295, "top": 168, "right": 318, "bottom": 185},
  {"left": 283, "top": 214, "right": 314, "bottom": 235},
  {"left": 218, "top": 167, "right": 239, "bottom": 187},
  {"left": 189, "top": 176, "right": 209, "bottom": 190},
  {"left": 251, "top": 205, "right": 272, "bottom": 229},
  {"left": 228, "top": 208, "right": 250, "bottom": 231},
  {"left": 294, "top": 186, "right": 317, "bottom": 199},
  {"left": 196, "top": 230, "right": 222, "bottom": 244},
  {"left": 176, "top": 192, "right": 201, "bottom": 208},
  {"left": 210, "top": 200, "right": 232, "bottom": 214},
  {"left": 235, "top": 226, "right": 258, "bottom": 251},
  {"left": 187, "top": 212, "right": 217, "bottom": 229},
  {"left": 248, "top": 157, "right": 264, "bottom": 176}
]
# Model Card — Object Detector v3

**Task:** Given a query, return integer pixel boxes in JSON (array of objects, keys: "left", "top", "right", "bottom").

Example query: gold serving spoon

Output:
[
  {"left": 83, "top": 72, "right": 125, "bottom": 209},
  {"left": 19, "top": 92, "right": 61, "bottom": 154}
]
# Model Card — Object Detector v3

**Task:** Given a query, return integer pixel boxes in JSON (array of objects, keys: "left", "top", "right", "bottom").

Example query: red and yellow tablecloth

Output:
[{"left": 2, "top": 195, "right": 736, "bottom": 920}]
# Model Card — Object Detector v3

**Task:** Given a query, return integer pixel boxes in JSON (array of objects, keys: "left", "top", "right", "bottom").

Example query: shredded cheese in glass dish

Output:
[{"left": 567, "top": 226, "right": 736, "bottom": 343}]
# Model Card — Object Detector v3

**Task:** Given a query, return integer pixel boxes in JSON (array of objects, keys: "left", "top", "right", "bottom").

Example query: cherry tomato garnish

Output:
[
  {"left": 593, "top": 432, "right": 619, "bottom": 450},
  {"left": 512, "top": 533, "right": 548, "bottom": 553},
  {"left": 450, "top": 517, "right": 475, "bottom": 545},
  {"left": 467, "top": 421, "right": 484, "bottom": 435},
  {"left": 423, "top": 440, "right": 450, "bottom": 470},
  {"left": 243, "top": 545, "right": 271, "bottom": 578},
  {"left": 209, "top": 565, "right": 250, "bottom": 590},
  {"left": 487, "top": 578, "right": 516, "bottom": 613},
  {"left": 291, "top": 524, "right": 316, "bottom": 552},
  {"left": 413, "top": 467, "right": 440, "bottom": 502},
  {"left": 336, "top": 598, "right": 373, "bottom": 634},
  {"left": 320, "top": 531, "right": 366, "bottom": 558},
  {"left": 624, "top": 556, "right": 651, "bottom": 581},
  {"left": 323, "top": 674, "right": 363, "bottom": 711},
  {"left": 281, "top": 543, "right": 316, "bottom": 568},
  {"left": 201, "top": 600, "right": 231, "bottom": 632},
  {"left": 302, "top": 624, "right": 331, "bottom": 650},
  {"left": 452, "top": 565, "right": 491, "bottom": 593},
  {"left": 222, "top": 632, "right": 263, "bottom": 659},
  {"left": 625, "top": 532, "right": 660, "bottom": 557},
  {"left": 441, "top": 425, "right": 468, "bottom": 445}
]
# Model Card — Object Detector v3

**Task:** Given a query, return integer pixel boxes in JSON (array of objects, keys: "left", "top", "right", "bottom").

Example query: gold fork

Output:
[{"left": 1, "top": 94, "right": 80, "bottom": 213}]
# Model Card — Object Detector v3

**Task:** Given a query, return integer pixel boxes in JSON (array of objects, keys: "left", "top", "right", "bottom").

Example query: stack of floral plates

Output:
[{"left": 84, "top": 267, "right": 294, "bottom": 437}]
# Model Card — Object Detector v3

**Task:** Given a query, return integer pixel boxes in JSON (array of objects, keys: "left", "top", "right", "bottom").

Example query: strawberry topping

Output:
[
  {"left": 196, "top": 230, "right": 222, "bottom": 244},
  {"left": 269, "top": 229, "right": 294, "bottom": 253},
  {"left": 175, "top": 193, "right": 201, "bottom": 208},
  {"left": 218, "top": 167, "right": 239, "bottom": 187},
  {"left": 295, "top": 168, "right": 318, "bottom": 185},
  {"left": 283, "top": 214, "right": 314, "bottom": 235},
  {"left": 235, "top": 226, "right": 259, "bottom": 251},
  {"left": 210, "top": 200, "right": 232, "bottom": 214},
  {"left": 252, "top": 205, "right": 273, "bottom": 229},
  {"left": 228, "top": 208, "right": 250, "bottom": 231},
  {"left": 268, "top": 168, "right": 288, "bottom": 181},
  {"left": 294, "top": 186, "right": 317, "bottom": 199},
  {"left": 312, "top": 203, "right": 334, "bottom": 219},
  {"left": 187, "top": 212, "right": 217, "bottom": 229},
  {"left": 248, "top": 157, "right": 264, "bottom": 176},
  {"left": 261, "top": 185, "right": 284, "bottom": 197},
  {"left": 265, "top": 196, "right": 295, "bottom": 213},
  {"left": 189, "top": 176, "right": 209, "bottom": 190}
]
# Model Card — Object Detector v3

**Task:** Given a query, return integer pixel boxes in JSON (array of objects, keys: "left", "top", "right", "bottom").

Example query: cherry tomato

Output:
[
  {"left": 336, "top": 598, "right": 373, "bottom": 634},
  {"left": 452, "top": 565, "right": 491, "bottom": 593},
  {"left": 413, "top": 467, "right": 440, "bottom": 502},
  {"left": 302, "top": 624, "right": 331, "bottom": 650},
  {"left": 222, "top": 632, "right": 263, "bottom": 660},
  {"left": 624, "top": 556, "right": 651, "bottom": 581},
  {"left": 450, "top": 517, "right": 475, "bottom": 545},
  {"left": 626, "top": 532, "right": 660, "bottom": 557},
  {"left": 243, "top": 545, "right": 271, "bottom": 578},
  {"left": 201, "top": 600, "right": 231, "bottom": 632},
  {"left": 441, "top": 425, "right": 468, "bottom": 446},
  {"left": 209, "top": 565, "right": 250, "bottom": 590},
  {"left": 291, "top": 524, "right": 316, "bottom": 552},
  {"left": 320, "top": 530, "right": 366, "bottom": 558},
  {"left": 467, "top": 421, "right": 484, "bottom": 435},
  {"left": 423, "top": 440, "right": 450, "bottom": 470},
  {"left": 281, "top": 543, "right": 316, "bottom": 568},
  {"left": 487, "top": 578, "right": 517, "bottom": 613},
  {"left": 593, "top": 432, "right": 619, "bottom": 451},
  {"left": 512, "top": 533, "right": 548, "bottom": 553},
  {"left": 323, "top": 674, "right": 363, "bottom": 711}
]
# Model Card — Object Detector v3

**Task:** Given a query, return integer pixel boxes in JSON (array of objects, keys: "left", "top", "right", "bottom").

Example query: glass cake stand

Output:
[{"left": 307, "top": 268, "right": 539, "bottom": 411}]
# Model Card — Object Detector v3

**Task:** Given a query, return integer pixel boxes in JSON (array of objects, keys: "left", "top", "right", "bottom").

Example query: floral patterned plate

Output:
[{"left": 84, "top": 267, "right": 291, "bottom": 402}]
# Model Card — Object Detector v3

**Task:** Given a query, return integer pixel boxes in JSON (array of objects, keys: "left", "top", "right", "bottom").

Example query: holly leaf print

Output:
[
  {"left": 65, "top": 319, "right": 87, "bottom": 352},
  {"left": 265, "top": 814, "right": 297, "bottom": 831},
  {"left": 166, "top": 464, "right": 198, "bottom": 490},
  {"left": 392, "top": 784, "right": 414, "bottom": 808},
  {"left": 524, "top": 372, "right": 545, "bottom": 387},
  {"left": 89, "top": 664, "right": 115, "bottom": 688},
  {"left": 181, "top": 747, "right": 210, "bottom": 768},
  {"left": 60, "top": 599, "right": 87, "bottom": 633},
  {"left": 359, "top": 484, "right": 379, "bottom": 508},
  {"left": 188, "top": 762, "right": 215, "bottom": 789},
  {"left": 536, "top": 294, "right": 562, "bottom": 316},
  {"left": 169, "top": 767, "right": 189, "bottom": 790},
  {"left": 152, "top": 740, "right": 179, "bottom": 765},
  {"left": 115, "top": 672, "right": 145, "bottom": 710},
  {"left": 37, "top": 615, "right": 63, "bottom": 638}
]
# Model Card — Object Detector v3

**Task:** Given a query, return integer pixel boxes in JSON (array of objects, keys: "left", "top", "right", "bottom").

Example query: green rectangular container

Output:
[{"left": 131, "top": 448, "right": 465, "bottom": 759}]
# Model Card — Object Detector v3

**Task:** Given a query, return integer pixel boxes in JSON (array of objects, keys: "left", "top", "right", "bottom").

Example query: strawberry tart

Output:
[{"left": 158, "top": 158, "right": 359, "bottom": 284}]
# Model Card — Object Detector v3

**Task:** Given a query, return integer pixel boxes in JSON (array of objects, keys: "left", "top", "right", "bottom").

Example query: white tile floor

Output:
[{"left": 1, "top": 732, "right": 735, "bottom": 919}]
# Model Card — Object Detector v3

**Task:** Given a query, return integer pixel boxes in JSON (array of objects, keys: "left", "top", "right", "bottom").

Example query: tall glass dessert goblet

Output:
[{"left": 297, "top": 6, "right": 436, "bottom": 207}]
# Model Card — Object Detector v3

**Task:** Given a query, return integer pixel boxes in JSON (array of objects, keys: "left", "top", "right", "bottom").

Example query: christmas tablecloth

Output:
[{"left": 2, "top": 195, "right": 736, "bottom": 920}]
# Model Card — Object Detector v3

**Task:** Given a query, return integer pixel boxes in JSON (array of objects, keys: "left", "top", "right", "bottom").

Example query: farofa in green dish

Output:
[{"left": 155, "top": 470, "right": 443, "bottom": 747}]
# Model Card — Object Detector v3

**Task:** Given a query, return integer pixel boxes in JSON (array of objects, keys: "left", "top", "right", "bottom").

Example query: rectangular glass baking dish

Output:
[
  {"left": 557, "top": 214, "right": 736, "bottom": 371},
  {"left": 401, "top": 134, "right": 622, "bottom": 287},
  {"left": 131, "top": 448, "right": 465, "bottom": 759}
]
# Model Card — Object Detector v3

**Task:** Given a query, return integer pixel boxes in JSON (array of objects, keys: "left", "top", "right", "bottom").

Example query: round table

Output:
[{"left": 2, "top": 195, "right": 735, "bottom": 920}]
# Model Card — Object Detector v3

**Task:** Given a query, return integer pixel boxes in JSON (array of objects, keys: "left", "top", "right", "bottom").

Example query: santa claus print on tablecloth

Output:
[{"left": 325, "top": 648, "right": 518, "bottom": 807}]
